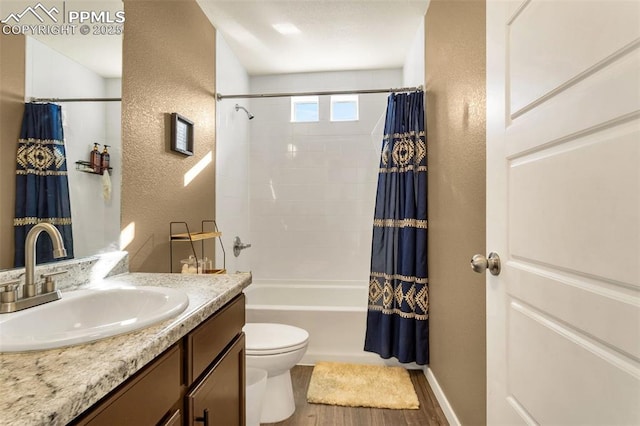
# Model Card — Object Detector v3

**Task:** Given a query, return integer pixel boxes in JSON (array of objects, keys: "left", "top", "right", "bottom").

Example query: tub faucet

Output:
[
  {"left": 233, "top": 236, "right": 252, "bottom": 257},
  {"left": 24, "top": 223, "right": 67, "bottom": 297}
]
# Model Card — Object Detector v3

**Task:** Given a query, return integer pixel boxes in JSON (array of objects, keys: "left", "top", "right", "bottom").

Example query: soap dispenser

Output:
[
  {"left": 89, "top": 143, "right": 101, "bottom": 173},
  {"left": 100, "top": 145, "right": 110, "bottom": 175}
]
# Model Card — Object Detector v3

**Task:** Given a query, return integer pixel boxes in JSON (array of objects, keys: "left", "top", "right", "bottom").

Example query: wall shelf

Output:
[
  {"left": 75, "top": 160, "right": 112, "bottom": 175},
  {"left": 169, "top": 220, "right": 225, "bottom": 273},
  {"left": 170, "top": 231, "right": 222, "bottom": 242}
]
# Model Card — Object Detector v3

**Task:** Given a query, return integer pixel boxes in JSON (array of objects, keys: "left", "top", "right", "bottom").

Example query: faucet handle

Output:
[
  {"left": 0, "top": 279, "right": 20, "bottom": 303},
  {"left": 233, "top": 236, "right": 252, "bottom": 257},
  {"left": 41, "top": 270, "right": 68, "bottom": 293}
]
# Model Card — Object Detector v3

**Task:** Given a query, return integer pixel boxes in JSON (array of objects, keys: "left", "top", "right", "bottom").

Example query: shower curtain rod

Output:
[
  {"left": 215, "top": 85, "right": 423, "bottom": 100},
  {"left": 29, "top": 97, "right": 121, "bottom": 103}
]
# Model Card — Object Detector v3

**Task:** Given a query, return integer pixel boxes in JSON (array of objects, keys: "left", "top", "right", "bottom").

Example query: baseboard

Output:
[
  {"left": 300, "top": 351, "right": 384, "bottom": 366},
  {"left": 300, "top": 351, "right": 423, "bottom": 369},
  {"left": 424, "top": 367, "right": 461, "bottom": 426}
]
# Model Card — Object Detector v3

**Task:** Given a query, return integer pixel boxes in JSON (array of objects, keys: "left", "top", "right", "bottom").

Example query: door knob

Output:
[{"left": 470, "top": 252, "right": 501, "bottom": 276}]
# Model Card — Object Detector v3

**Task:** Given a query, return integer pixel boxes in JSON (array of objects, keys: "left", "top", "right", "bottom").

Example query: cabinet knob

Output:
[{"left": 195, "top": 409, "right": 209, "bottom": 426}]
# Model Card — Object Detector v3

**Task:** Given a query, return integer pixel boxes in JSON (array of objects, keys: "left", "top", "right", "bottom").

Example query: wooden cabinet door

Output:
[
  {"left": 186, "top": 334, "right": 246, "bottom": 426},
  {"left": 72, "top": 345, "right": 182, "bottom": 426},
  {"left": 187, "top": 294, "right": 245, "bottom": 385},
  {"left": 159, "top": 409, "right": 182, "bottom": 426}
]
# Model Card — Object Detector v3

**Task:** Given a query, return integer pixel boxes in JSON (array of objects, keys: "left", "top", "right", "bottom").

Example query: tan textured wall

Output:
[
  {"left": 0, "top": 32, "right": 25, "bottom": 269},
  {"left": 122, "top": 0, "right": 216, "bottom": 272},
  {"left": 425, "top": 1, "right": 487, "bottom": 424}
]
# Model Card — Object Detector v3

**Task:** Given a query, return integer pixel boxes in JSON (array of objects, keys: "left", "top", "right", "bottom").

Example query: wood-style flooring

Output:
[{"left": 262, "top": 366, "right": 449, "bottom": 426}]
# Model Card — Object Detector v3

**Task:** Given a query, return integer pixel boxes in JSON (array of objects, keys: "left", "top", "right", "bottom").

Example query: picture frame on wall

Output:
[{"left": 170, "top": 113, "right": 194, "bottom": 156}]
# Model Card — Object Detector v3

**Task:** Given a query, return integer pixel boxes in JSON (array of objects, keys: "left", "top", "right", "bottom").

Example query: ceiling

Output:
[
  {"left": 197, "top": 0, "right": 430, "bottom": 75},
  {"left": 0, "top": 0, "right": 124, "bottom": 78},
  {"left": 3, "top": 0, "right": 429, "bottom": 78},
  {"left": 32, "top": 33, "right": 123, "bottom": 79}
]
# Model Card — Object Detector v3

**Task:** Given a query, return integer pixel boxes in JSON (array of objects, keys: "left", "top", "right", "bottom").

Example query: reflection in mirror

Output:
[{"left": 0, "top": 0, "right": 123, "bottom": 271}]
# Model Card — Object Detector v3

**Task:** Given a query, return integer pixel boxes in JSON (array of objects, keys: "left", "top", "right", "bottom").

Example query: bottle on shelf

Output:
[
  {"left": 181, "top": 255, "right": 198, "bottom": 274},
  {"left": 89, "top": 143, "right": 101, "bottom": 173},
  {"left": 199, "top": 257, "right": 214, "bottom": 274},
  {"left": 100, "top": 144, "right": 110, "bottom": 175}
]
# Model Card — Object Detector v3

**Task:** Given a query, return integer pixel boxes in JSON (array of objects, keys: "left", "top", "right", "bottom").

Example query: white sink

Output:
[{"left": 0, "top": 286, "right": 189, "bottom": 352}]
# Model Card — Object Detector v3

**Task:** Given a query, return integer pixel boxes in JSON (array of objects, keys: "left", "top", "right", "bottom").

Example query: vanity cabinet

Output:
[
  {"left": 70, "top": 294, "right": 246, "bottom": 426},
  {"left": 186, "top": 292, "right": 246, "bottom": 425},
  {"left": 186, "top": 334, "right": 245, "bottom": 426},
  {"left": 161, "top": 409, "right": 183, "bottom": 426},
  {"left": 71, "top": 344, "right": 183, "bottom": 426}
]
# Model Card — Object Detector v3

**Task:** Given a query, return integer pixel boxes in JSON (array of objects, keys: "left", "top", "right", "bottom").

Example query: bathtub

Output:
[{"left": 244, "top": 281, "right": 384, "bottom": 365}]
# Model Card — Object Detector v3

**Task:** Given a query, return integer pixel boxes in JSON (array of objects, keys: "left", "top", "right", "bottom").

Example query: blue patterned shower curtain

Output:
[
  {"left": 364, "top": 91, "right": 428, "bottom": 365},
  {"left": 14, "top": 103, "right": 73, "bottom": 267}
]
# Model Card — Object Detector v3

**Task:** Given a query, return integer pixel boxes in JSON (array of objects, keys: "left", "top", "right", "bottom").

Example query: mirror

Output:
[{"left": 0, "top": 0, "right": 123, "bottom": 270}]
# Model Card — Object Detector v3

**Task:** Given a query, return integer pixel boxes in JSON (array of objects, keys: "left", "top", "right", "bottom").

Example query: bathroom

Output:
[{"left": 1, "top": 0, "right": 638, "bottom": 425}]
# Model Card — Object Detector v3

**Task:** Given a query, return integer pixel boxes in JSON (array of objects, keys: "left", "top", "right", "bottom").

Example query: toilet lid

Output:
[{"left": 243, "top": 323, "right": 309, "bottom": 354}]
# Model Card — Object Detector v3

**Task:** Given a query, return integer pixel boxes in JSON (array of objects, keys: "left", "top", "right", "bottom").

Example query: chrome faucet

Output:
[
  {"left": 0, "top": 223, "right": 68, "bottom": 313},
  {"left": 24, "top": 223, "right": 67, "bottom": 297}
]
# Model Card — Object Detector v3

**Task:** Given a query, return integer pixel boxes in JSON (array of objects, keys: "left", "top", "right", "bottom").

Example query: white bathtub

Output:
[{"left": 244, "top": 281, "right": 384, "bottom": 365}]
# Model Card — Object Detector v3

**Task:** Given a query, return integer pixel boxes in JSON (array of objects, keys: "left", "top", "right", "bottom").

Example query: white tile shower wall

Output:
[
  {"left": 25, "top": 37, "right": 121, "bottom": 259},
  {"left": 103, "top": 78, "right": 122, "bottom": 254},
  {"left": 215, "top": 33, "right": 250, "bottom": 273},
  {"left": 402, "top": 12, "right": 427, "bottom": 378},
  {"left": 403, "top": 19, "right": 425, "bottom": 87},
  {"left": 249, "top": 69, "right": 402, "bottom": 281}
]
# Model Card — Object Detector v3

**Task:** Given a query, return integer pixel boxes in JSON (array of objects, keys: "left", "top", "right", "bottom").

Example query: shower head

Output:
[{"left": 235, "top": 104, "right": 254, "bottom": 120}]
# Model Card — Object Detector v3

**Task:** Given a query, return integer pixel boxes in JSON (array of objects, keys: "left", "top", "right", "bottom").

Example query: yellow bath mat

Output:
[{"left": 306, "top": 361, "right": 420, "bottom": 410}]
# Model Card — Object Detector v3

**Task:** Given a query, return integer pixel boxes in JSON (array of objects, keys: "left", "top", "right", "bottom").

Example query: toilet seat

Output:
[{"left": 244, "top": 323, "right": 309, "bottom": 356}]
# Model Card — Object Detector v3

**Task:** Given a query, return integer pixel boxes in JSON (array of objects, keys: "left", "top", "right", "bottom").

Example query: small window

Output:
[
  {"left": 331, "top": 95, "right": 359, "bottom": 121},
  {"left": 291, "top": 96, "right": 319, "bottom": 122}
]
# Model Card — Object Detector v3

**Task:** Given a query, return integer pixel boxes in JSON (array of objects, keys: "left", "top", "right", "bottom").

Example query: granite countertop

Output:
[{"left": 0, "top": 272, "right": 252, "bottom": 426}]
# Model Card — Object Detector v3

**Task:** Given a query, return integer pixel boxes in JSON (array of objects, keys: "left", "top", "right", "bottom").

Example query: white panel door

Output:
[{"left": 486, "top": 1, "right": 640, "bottom": 424}]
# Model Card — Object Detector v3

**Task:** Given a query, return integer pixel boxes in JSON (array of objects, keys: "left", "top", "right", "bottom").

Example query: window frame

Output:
[
  {"left": 290, "top": 96, "right": 319, "bottom": 122},
  {"left": 330, "top": 94, "right": 359, "bottom": 122}
]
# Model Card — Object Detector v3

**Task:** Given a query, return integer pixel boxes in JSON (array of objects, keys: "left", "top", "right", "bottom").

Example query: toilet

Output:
[
  {"left": 243, "top": 323, "right": 309, "bottom": 423},
  {"left": 245, "top": 367, "right": 268, "bottom": 426}
]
